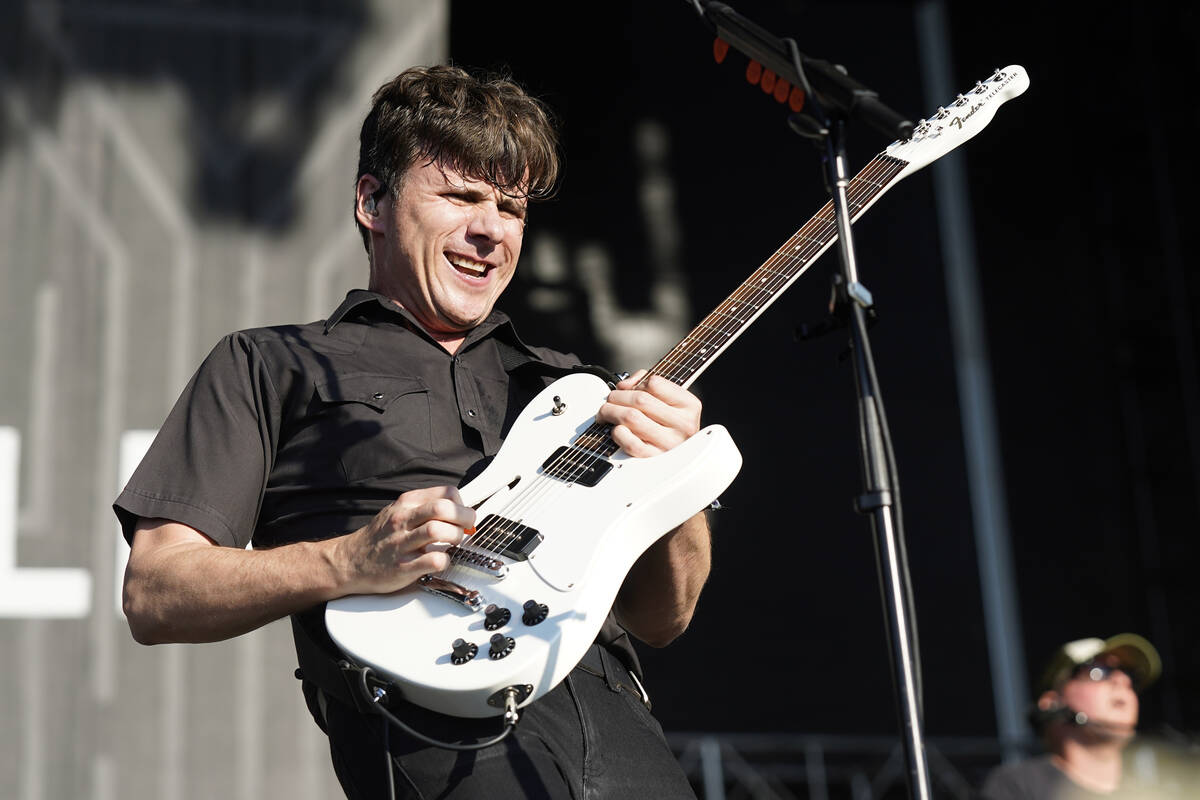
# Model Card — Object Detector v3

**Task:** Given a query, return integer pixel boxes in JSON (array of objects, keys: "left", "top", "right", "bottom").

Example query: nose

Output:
[{"left": 466, "top": 202, "right": 505, "bottom": 244}]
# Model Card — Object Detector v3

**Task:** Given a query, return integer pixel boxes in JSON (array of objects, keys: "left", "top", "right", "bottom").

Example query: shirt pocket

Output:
[{"left": 314, "top": 374, "right": 433, "bottom": 483}]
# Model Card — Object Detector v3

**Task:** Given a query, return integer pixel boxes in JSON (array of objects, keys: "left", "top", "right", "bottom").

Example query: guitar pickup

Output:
[
  {"left": 446, "top": 544, "right": 509, "bottom": 578},
  {"left": 477, "top": 515, "right": 542, "bottom": 561},
  {"left": 541, "top": 446, "right": 613, "bottom": 487}
]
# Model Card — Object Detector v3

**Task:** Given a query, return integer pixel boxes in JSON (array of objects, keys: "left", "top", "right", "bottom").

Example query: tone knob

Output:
[
  {"left": 488, "top": 633, "right": 515, "bottom": 660},
  {"left": 484, "top": 604, "right": 511, "bottom": 631},
  {"left": 522, "top": 599, "right": 549, "bottom": 626},
  {"left": 450, "top": 638, "right": 478, "bottom": 665}
]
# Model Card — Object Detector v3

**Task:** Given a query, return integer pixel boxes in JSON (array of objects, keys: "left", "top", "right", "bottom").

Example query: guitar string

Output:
[
  {"left": 452, "top": 159, "right": 905, "bottom": 569},
  {"left": 439, "top": 158, "right": 906, "bottom": 590},
  {"left": 617, "top": 156, "right": 901, "bottom": 388},
  {"left": 470, "top": 85, "right": 998, "bottom": 561},
  {"left": 447, "top": 155, "right": 904, "bottom": 569},
  {"left": 450, "top": 74, "right": 998, "bottom": 567},
  {"left": 440, "top": 155, "right": 906, "bottom": 583},
  {"left": 646, "top": 156, "right": 905, "bottom": 385},
  {"left": 440, "top": 155, "right": 907, "bottom": 584}
]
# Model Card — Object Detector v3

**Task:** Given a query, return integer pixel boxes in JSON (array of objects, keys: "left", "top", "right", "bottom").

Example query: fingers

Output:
[
  {"left": 598, "top": 372, "right": 702, "bottom": 457},
  {"left": 386, "top": 495, "right": 475, "bottom": 544},
  {"left": 341, "top": 486, "right": 478, "bottom": 594}
]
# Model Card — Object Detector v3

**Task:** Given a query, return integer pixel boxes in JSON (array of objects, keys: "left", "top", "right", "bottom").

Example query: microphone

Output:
[
  {"left": 1030, "top": 703, "right": 1135, "bottom": 737},
  {"left": 1029, "top": 702, "right": 1081, "bottom": 728},
  {"left": 683, "top": 0, "right": 915, "bottom": 141}
]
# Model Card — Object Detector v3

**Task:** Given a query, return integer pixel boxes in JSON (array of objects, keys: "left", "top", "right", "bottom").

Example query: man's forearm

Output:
[
  {"left": 615, "top": 510, "right": 712, "bottom": 647},
  {"left": 123, "top": 520, "right": 345, "bottom": 645},
  {"left": 124, "top": 488, "right": 474, "bottom": 645}
]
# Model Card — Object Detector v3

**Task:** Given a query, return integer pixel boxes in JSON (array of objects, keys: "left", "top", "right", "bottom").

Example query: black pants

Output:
[{"left": 316, "top": 644, "right": 697, "bottom": 799}]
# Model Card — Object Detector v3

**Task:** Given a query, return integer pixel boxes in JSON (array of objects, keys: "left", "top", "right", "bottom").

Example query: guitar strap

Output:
[{"left": 492, "top": 336, "right": 621, "bottom": 388}]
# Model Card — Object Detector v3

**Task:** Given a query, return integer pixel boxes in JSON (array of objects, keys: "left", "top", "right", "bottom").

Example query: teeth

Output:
[{"left": 447, "top": 254, "right": 488, "bottom": 275}]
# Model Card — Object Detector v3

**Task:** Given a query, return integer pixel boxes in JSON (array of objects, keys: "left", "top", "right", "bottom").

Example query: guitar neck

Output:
[
  {"left": 568, "top": 64, "right": 1029, "bottom": 456},
  {"left": 572, "top": 152, "right": 909, "bottom": 458},
  {"left": 650, "top": 152, "right": 909, "bottom": 390}
]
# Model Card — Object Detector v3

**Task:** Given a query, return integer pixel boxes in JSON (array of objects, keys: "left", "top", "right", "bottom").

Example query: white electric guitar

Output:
[{"left": 327, "top": 66, "right": 1031, "bottom": 718}]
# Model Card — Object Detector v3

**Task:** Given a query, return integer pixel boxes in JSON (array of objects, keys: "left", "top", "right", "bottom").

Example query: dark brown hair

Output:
[{"left": 355, "top": 64, "right": 560, "bottom": 250}]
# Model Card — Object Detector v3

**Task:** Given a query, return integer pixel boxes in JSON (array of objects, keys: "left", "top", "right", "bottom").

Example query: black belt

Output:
[{"left": 293, "top": 615, "right": 650, "bottom": 725}]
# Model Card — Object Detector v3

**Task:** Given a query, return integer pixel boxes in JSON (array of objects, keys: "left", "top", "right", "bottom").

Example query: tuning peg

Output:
[
  {"left": 973, "top": 80, "right": 987, "bottom": 94},
  {"left": 990, "top": 68, "right": 1006, "bottom": 81},
  {"left": 953, "top": 93, "right": 968, "bottom": 107},
  {"left": 935, "top": 106, "right": 949, "bottom": 120}
]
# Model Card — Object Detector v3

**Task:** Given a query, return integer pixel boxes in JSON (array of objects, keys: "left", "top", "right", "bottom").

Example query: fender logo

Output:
[{"left": 949, "top": 106, "right": 981, "bottom": 129}]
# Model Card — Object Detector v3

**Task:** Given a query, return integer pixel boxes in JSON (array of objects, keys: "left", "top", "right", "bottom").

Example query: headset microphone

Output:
[
  {"left": 1064, "top": 707, "right": 1091, "bottom": 727},
  {"left": 1031, "top": 702, "right": 1134, "bottom": 737},
  {"left": 1030, "top": 702, "right": 1084, "bottom": 727}
]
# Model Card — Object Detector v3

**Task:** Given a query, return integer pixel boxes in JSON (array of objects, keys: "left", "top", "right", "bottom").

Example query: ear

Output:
[
  {"left": 1038, "top": 690, "right": 1062, "bottom": 711},
  {"left": 355, "top": 174, "right": 387, "bottom": 232}
]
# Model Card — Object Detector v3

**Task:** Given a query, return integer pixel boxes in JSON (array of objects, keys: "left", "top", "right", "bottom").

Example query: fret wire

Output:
[
  {"left": 555, "top": 151, "right": 889, "bottom": 451},
  {"left": 651, "top": 156, "right": 904, "bottom": 385},
  {"left": 609, "top": 155, "right": 907, "bottom": 395}
]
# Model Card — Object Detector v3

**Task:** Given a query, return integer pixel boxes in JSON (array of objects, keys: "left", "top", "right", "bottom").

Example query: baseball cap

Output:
[{"left": 1036, "top": 633, "right": 1162, "bottom": 694}]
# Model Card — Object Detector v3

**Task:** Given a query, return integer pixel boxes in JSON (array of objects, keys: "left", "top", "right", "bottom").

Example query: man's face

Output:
[
  {"left": 370, "top": 159, "right": 527, "bottom": 340},
  {"left": 1057, "top": 653, "right": 1140, "bottom": 737}
]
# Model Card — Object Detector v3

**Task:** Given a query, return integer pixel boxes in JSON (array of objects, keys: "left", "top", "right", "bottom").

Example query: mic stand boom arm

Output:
[{"left": 691, "top": 1, "right": 915, "bottom": 141}]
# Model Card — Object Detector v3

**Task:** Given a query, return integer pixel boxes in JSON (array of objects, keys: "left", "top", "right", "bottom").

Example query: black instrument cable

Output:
[{"left": 351, "top": 664, "right": 520, "bottom": 799}]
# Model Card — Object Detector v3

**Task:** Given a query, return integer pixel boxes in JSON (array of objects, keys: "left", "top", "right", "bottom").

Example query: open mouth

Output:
[{"left": 446, "top": 253, "right": 490, "bottom": 277}]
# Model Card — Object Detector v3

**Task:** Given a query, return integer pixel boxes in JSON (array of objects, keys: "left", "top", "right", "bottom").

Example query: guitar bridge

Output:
[{"left": 418, "top": 575, "right": 484, "bottom": 610}]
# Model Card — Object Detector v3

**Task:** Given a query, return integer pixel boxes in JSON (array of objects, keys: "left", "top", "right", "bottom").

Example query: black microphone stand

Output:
[
  {"left": 687, "top": 3, "right": 932, "bottom": 798},
  {"left": 803, "top": 109, "right": 934, "bottom": 800}
]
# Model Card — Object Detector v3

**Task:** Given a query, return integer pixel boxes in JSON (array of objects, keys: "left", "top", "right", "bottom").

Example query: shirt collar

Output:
[{"left": 322, "top": 289, "right": 541, "bottom": 362}]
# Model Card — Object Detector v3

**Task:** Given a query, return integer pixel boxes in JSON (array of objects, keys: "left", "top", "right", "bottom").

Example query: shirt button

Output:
[
  {"left": 372, "top": 392, "right": 384, "bottom": 400},
  {"left": 467, "top": 410, "right": 477, "bottom": 417}
]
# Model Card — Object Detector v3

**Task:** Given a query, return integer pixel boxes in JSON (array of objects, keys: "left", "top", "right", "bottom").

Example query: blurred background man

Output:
[{"left": 980, "top": 633, "right": 1160, "bottom": 799}]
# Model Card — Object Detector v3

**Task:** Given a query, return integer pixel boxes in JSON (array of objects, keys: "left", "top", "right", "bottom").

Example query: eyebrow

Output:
[
  {"left": 499, "top": 196, "right": 528, "bottom": 217},
  {"left": 451, "top": 183, "right": 527, "bottom": 217}
]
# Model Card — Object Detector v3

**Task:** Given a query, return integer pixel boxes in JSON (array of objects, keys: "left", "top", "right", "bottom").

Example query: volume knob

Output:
[
  {"left": 450, "top": 638, "right": 478, "bottom": 665},
  {"left": 488, "top": 633, "right": 515, "bottom": 660},
  {"left": 522, "top": 599, "right": 549, "bottom": 626},
  {"left": 484, "top": 604, "right": 511, "bottom": 631}
]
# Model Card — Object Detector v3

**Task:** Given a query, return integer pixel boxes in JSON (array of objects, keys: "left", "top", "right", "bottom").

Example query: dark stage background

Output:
[
  {"left": 450, "top": 0, "right": 1200, "bottom": 742},
  {"left": 0, "top": 2, "right": 1196, "bottom": 797}
]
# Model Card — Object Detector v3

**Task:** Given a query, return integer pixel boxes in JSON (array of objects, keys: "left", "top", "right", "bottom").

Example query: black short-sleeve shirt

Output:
[
  {"left": 115, "top": 289, "right": 579, "bottom": 548},
  {"left": 113, "top": 289, "right": 641, "bottom": 674}
]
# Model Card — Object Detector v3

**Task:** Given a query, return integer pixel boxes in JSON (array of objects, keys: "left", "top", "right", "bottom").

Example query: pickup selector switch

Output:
[
  {"left": 484, "top": 604, "right": 511, "bottom": 630},
  {"left": 488, "top": 633, "right": 515, "bottom": 660},
  {"left": 522, "top": 599, "right": 549, "bottom": 626},
  {"left": 450, "top": 638, "right": 478, "bottom": 665}
]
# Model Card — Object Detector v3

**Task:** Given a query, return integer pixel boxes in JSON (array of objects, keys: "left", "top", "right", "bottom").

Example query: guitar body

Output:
[{"left": 326, "top": 372, "right": 743, "bottom": 718}]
